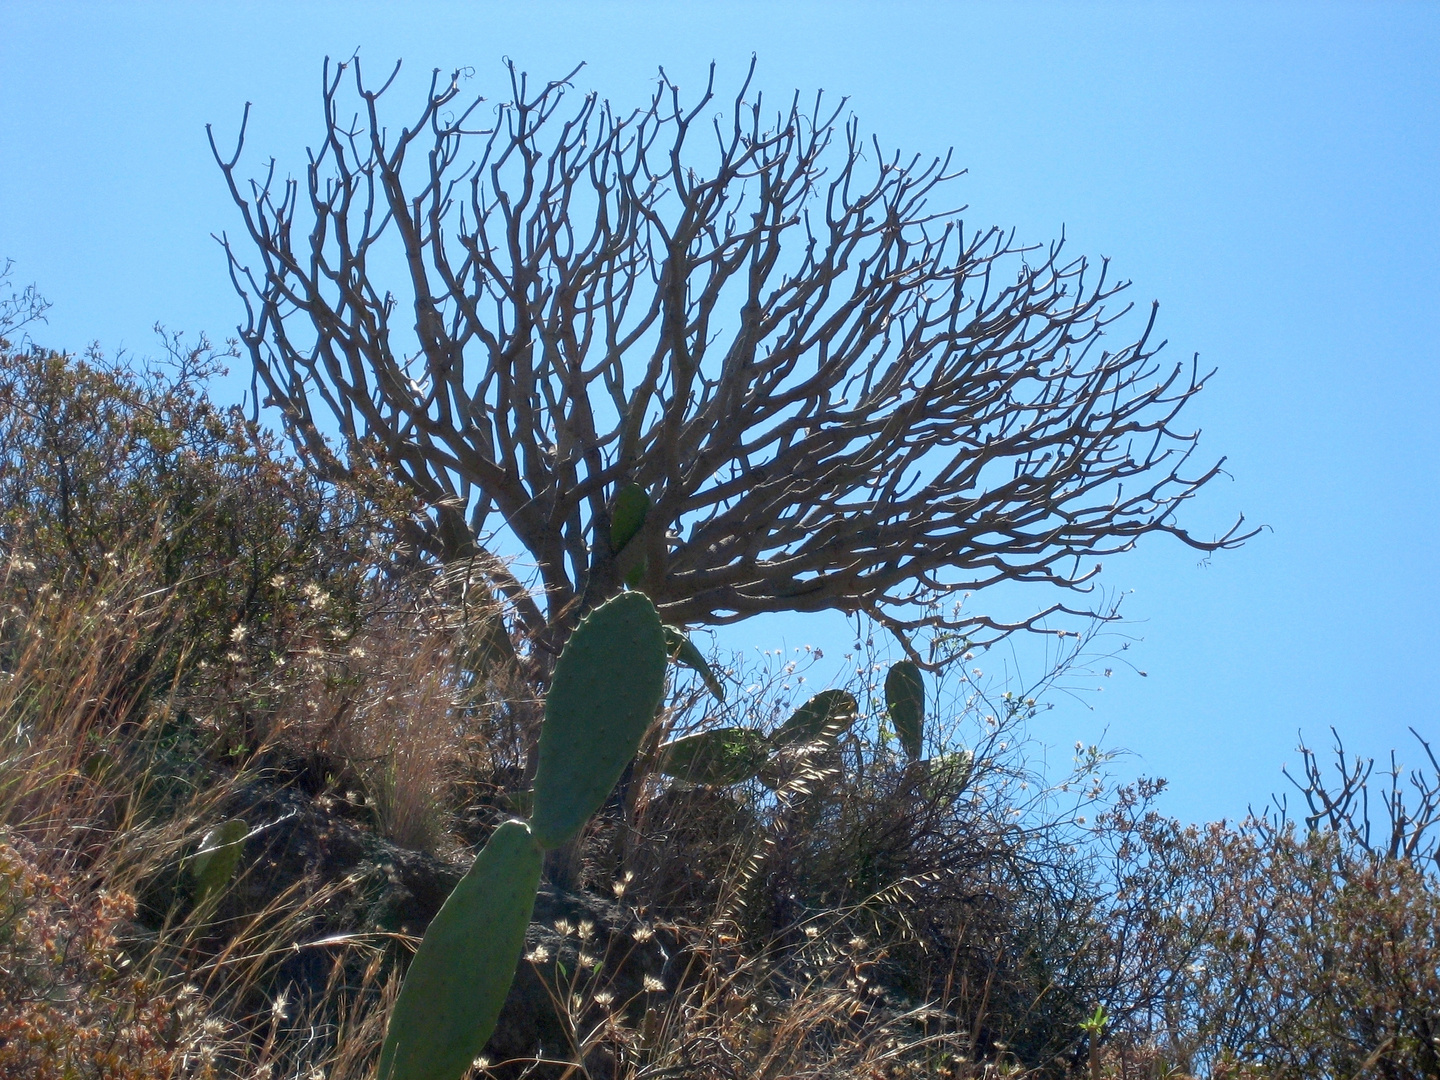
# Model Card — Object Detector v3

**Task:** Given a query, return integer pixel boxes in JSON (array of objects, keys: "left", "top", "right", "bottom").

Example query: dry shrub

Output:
[
  {"left": 0, "top": 837, "right": 223, "bottom": 1080},
  {"left": 473, "top": 909, "right": 967, "bottom": 1080},
  {"left": 1089, "top": 733, "right": 1440, "bottom": 1080},
  {"left": 289, "top": 626, "right": 463, "bottom": 853},
  {"left": 0, "top": 498, "right": 398, "bottom": 1079},
  {"left": 267, "top": 556, "right": 521, "bottom": 854},
  {"left": 570, "top": 636, "right": 1123, "bottom": 1077},
  {"left": 10, "top": 282, "right": 1435, "bottom": 1079}
]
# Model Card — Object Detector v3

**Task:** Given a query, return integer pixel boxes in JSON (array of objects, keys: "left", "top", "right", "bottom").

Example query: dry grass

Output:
[
  {"left": 6, "top": 525, "right": 1438, "bottom": 1079},
  {"left": 281, "top": 627, "right": 463, "bottom": 853},
  {"left": 1, "top": 345, "right": 1434, "bottom": 1078},
  {"left": 0, "top": 539, "right": 394, "bottom": 1079},
  {"left": 264, "top": 558, "right": 521, "bottom": 855}
]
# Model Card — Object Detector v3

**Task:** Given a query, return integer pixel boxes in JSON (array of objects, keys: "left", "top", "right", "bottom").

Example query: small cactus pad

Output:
[
  {"left": 775, "top": 689, "right": 859, "bottom": 746},
  {"left": 658, "top": 728, "right": 771, "bottom": 785},
  {"left": 377, "top": 820, "right": 543, "bottom": 1080},
  {"left": 531, "top": 591, "right": 668, "bottom": 850},
  {"left": 190, "top": 818, "right": 248, "bottom": 905},
  {"left": 919, "top": 748, "right": 974, "bottom": 802},
  {"left": 609, "top": 483, "right": 650, "bottom": 553},
  {"left": 886, "top": 660, "right": 925, "bottom": 759},
  {"left": 664, "top": 624, "right": 726, "bottom": 701}
]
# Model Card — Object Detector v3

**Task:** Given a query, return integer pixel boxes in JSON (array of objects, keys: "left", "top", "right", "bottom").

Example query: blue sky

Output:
[{"left": 2, "top": 2, "right": 1436, "bottom": 825}]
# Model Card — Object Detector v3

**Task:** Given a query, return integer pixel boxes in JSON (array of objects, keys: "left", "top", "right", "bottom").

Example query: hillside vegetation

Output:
[{"left": 1, "top": 310, "right": 1437, "bottom": 1077}]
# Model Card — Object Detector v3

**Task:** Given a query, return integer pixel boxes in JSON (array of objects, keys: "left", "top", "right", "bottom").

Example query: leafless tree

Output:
[
  {"left": 210, "top": 57, "right": 1251, "bottom": 658},
  {"left": 1281, "top": 727, "right": 1440, "bottom": 869}
]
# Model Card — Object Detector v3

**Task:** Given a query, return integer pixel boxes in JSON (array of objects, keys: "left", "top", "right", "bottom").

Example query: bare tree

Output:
[
  {"left": 210, "top": 57, "right": 1251, "bottom": 657},
  {"left": 1281, "top": 727, "right": 1440, "bottom": 869}
]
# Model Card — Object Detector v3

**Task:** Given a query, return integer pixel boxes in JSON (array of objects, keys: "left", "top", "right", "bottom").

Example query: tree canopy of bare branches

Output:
[{"left": 211, "top": 57, "right": 1251, "bottom": 655}]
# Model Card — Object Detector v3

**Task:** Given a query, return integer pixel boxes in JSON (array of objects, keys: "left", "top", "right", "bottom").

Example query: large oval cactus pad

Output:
[
  {"left": 377, "top": 820, "right": 543, "bottom": 1080},
  {"left": 531, "top": 592, "right": 668, "bottom": 850},
  {"left": 664, "top": 624, "right": 726, "bottom": 701},
  {"left": 886, "top": 660, "right": 925, "bottom": 760}
]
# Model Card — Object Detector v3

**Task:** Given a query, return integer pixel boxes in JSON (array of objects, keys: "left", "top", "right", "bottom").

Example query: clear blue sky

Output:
[{"left": 2, "top": 2, "right": 1436, "bottom": 825}]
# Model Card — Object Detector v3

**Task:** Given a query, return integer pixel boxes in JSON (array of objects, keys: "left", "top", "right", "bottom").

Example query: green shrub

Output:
[{"left": 0, "top": 332, "right": 411, "bottom": 740}]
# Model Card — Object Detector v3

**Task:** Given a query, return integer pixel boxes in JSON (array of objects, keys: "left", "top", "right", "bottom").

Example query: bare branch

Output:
[{"left": 212, "top": 58, "right": 1254, "bottom": 651}]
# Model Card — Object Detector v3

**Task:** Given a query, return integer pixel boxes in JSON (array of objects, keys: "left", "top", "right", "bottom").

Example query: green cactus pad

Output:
[
  {"left": 377, "top": 819, "right": 543, "bottom": 1080},
  {"left": 189, "top": 818, "right": 248, "bottom": 905},
  {"left": 919, "top": 748, "right": 973, "bottom": 802},
  {"left": 609, "top": 483, "right": 650, "bottom": 553},
  {"left": 530, "top": 592, "right": 668, "bottom": 849},
  {"left": 658, "top": 727, "right": 771, "bottom": 785},
  {"left": 664, "top": 625, "right": 726, "bottom": 701},
  {"left": 886, "top": 660, "right": 925, "bottom": 759},
  {"left": 774, "top": 689, "right": 859, "bottom": 746}
]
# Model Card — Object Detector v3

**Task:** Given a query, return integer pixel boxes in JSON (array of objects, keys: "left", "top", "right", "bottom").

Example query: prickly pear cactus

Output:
[
  {"left": 531, "top": 591, "right": 668, "bottom": 849},
  {"left": 376, "top": 820, "right": 543, "bottom": 1080},
  {"left": 774, "top": 689, "right": 859, "bottom": 746},
  {"left": 611, "top": 484, "right": 651, "bottom": 587},
  {"left": 189, "top": 818, "right": 248, "bottom": 907},
  {"left": 379, "top": 591, "right": 669, "bottom": 1080},
  {"left": 658, "top": 727, "right": 771, "bottom": 786},
  {"left": 609, "top": 483, "right": 649, "bottom": 553},
  {"left": 885, "top": 660, "right": 925, "bottom": 759},
  {"left": 664, "top": 624, "right": 726, "bottom": 701}
]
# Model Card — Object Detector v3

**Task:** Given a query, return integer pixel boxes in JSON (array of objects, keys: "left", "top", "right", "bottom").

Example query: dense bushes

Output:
[
  {"left": 1089, "top": 740, "right": 1440, "bottom": 1078},
  {"left": 0, "top": 337, "right": 402, "bottom": 693}
]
